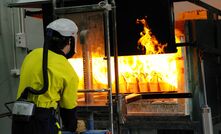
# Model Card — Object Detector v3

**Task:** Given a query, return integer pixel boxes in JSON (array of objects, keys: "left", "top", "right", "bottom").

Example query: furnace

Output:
[{"left": 62, "top": 0, "right": 189, "bottom": 117}]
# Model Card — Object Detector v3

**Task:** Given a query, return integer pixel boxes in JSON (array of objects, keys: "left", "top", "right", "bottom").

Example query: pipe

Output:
[
  {"left": 10, "top": 8, "right": 17, "bottom": 70},
  {"left": 109, "top": 0, "right": 120, "bottom": 133},
  {"left": 52, "top": 0, "right": 57, "bottom": 19},
  {"left": 200, "top": 59, "right": 208, "bottom": 106},
  {"left": 80, "top": 29, "right": 94, "bottom": 130},
  {"left": 10, "top": 7, "right": 26, "bottom": 76},
  {"left": 166, "top": 0, "right": 177, "bottom": 53},
  {"left": 19, "top": 5, "right": 51, "bottom": 97},
  {"left": 21, "top": 4, "right": 55, "bottom": 97},
  {"left": 80, "top": 30, "right": 94, "bottom": 104},
  {"left": 103, "top": 0, "right": 114, "bottom": 133},
  {"left": 18, "top": 8, "right": 25, "bottom": 33},
  {"left": 199, "top": 50, "right": 213, "bottom": 134}
]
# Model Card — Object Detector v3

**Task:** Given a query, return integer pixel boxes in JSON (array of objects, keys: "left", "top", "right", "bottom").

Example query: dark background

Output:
[{"left": 112, "top": 0, "right": 176, "bottom": 56}]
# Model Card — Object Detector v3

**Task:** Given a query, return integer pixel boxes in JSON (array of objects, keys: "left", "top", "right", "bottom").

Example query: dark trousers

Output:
[{"left": 12, "top": 108, "right": 59, "bottom": 134}]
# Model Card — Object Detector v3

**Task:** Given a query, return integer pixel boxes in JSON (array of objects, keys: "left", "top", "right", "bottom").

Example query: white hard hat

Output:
[{"left": 46, "top": 18, "right": 78, "bottom": 37}]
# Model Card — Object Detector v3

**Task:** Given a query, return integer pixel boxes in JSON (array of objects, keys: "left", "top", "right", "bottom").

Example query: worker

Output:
[{"left": 12, "top": 18, "right": 79, "bottom": 134}]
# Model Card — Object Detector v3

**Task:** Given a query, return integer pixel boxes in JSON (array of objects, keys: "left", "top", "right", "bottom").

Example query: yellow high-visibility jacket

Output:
[{"left": 17, "top": 48, "right": 79, "bottom": 109}]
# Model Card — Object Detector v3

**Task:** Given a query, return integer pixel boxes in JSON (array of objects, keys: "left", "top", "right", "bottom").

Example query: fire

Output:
[
  {"left": 117, "top": 54, "right": 178, "bottom": 93},
  {"left": 69, "top": 18, "right": 184, "bottom": 93},
  {"left": 136, "top": 17, "right": 167, "bottom": 54}
]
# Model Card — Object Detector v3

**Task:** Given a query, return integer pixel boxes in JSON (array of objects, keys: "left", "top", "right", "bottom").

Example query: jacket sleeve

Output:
[
  {"left": 60, "top": 107, "right": 78, "bottom": 132},
  {"left": 59, "top": 65, "right": 79, "bottom": 132}
]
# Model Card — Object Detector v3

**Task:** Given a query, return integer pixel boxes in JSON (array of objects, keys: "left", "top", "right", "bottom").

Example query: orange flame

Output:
[
  {"left": 69, "top": 50, "right": 183, "bottom": 93},
  {"left": 136, "top": 17, "right": 167, "bottom": 54},
  {"left": 69, "top": 19, "right": 185, "bottom": 94}
]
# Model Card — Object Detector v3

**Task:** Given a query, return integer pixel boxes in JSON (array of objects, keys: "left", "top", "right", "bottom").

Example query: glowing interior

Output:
[{"left": 69, "top": 18, "right": 185, "bottom": 93}]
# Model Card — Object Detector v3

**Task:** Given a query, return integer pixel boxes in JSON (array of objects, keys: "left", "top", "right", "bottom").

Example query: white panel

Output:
[{"left": 25, "top": 15, "right": 44, "bottom": 50}]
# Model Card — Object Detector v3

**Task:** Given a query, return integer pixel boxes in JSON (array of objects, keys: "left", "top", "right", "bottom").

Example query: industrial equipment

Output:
[{"left": 6, "top": 0, "right": 221, "bottom": 134}]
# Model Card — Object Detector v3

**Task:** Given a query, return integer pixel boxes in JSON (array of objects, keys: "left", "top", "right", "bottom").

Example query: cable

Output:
[{"left": 19, "top": 33, "right": 49, "bottom": 99}]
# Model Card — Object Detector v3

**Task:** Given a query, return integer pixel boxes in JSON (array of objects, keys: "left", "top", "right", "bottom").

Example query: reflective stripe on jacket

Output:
[{"left": 17, "top": 48, "right": 79, "bottom": 109}]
